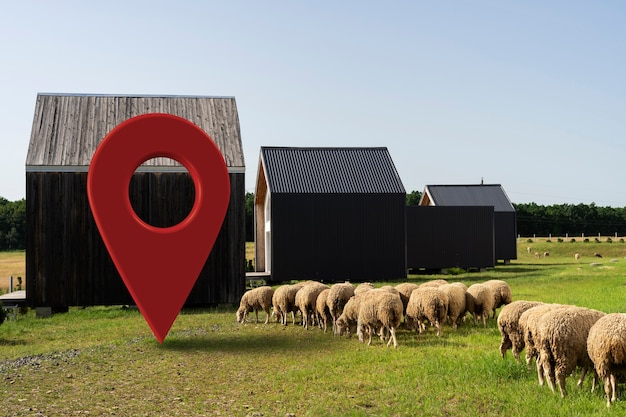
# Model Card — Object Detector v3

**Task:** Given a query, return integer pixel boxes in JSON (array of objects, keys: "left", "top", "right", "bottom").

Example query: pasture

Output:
[{"left": 1, "top": 240, "right": 626, "bottom": 416}]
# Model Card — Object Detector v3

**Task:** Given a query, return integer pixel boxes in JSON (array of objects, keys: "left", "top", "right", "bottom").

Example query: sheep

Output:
[
  {"left": 395, "top": 283, "right": 420, "bottom": 327},
  {"left": 294, "top": 281, "right": 329, "bottom": 330},
  {"left": 527, "top": 246, "right": 532, "bottom": 253},
  {"left": 534, "top": 252, "right": 541, "bottom": 258},
  {"left": 518, "top": 304, "right": 567, "bottom": 370},
  {"left": 356, "top": 290, "right": 404, "bottom": 348},
  {"left": 465, "top": 283, "right": 495, "bottom": 328},
  {"left": 236, "top": 286, "right": 275, "bottom": 324},
  {"left": 316, "top": 288, "right": 332, "bottom": 333},
  {"left": 496, "top": 300, "right": 544, "bottom": 360},
  {"left": 334, "top": 293, "right": 363, "bottom": 337},
  {"left": 439, "top": 283, "right": 467, "bottom": 329},
  {"left": 354, "top": 282, "right": 375, "bottom": 295},
  {"left": 587, "top": 313, "right": 626, "bottom": 407},
  {"left": 594, "top": 252, "right": 603, "bottom": 258},
  {"left": 574, "top": 253, "right": 580, "bottom": 260},
  {"left": 327, "top": 282, "right": 355, "bottom": 334},
  {"left": 405, "top": 286, "right": 449, "bottom": 336},
  {"left": 537, "top": 306, "right": 605, "bottom": 397},
  {"left": 484, "top": 279, "right": 512, "bottom": 318},
  {"left": 543, "top": 252, "right": 550, "bottom": 257},
  {"left": 272, "top": 283, "right": 304, "bottom": 326},
  {"left": 419, "top": 279, "right": 449, "bottom": 288}
]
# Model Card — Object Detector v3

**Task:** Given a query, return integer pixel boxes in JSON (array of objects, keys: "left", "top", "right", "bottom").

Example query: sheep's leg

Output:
[
  {"left": 610, "top": 374, "right": 617, "bottom": 406},
  {"left": 556, "top": 371, "right": 567, "bottom": 398},
  {"left": 367, "top": 325, "right": 373, "bottom": 346},
  {"left": 577, "top": 367, "right": 587, "bottom": 389},
  {"left": 387, "top": 327, "right": 398, "bottom": 348},
  {"left": 537, "top": 355, "right": 547, "bottom": 387},
  {"left": 254, "top": 309, "right": 259, "bottom": 323}
]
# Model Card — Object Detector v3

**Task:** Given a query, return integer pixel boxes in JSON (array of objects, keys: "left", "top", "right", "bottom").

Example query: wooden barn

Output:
[
  {"left": 25, "top": 93, "right": 246, "bottom": 311},
  {"left": 406, "top": 205, "right": 495, "bottom": 271},
  {"left": 419, "top": 184, "right": 517, "bottom": 263},
  {"left": 254, "top": 147, "right": 407, "bottom": 283}
]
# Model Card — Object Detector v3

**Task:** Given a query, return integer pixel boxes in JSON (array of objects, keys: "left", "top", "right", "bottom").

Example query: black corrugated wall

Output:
[
  {"left": 406, "top": 206, "right": 495, "bottom": 270},
  {"left": 269, "top": 193, "right": 406, "bottom": 282}
]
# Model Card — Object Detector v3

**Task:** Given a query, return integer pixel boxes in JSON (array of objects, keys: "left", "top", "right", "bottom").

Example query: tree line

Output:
[
  {"left": 1, "top": 194, "right": 625, "bottom": 249},
  {"left": 0, "top": 197, "right": 26, "bottom": 250}
]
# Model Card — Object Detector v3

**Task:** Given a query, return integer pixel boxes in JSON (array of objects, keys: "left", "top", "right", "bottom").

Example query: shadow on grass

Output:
[{"left": 0, "top": 338, "right": 26, "bottom": 347}]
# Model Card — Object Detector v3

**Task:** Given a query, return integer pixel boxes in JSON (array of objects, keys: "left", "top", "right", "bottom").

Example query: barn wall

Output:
[
  {"left": 495, "top": 211, "right": 517, "bottom": 262},
  {"left": 406, "top": 206, "right": 495, "bottom": 270},
  {"left": 269, "top": 193, "right": 406, "bottom": 282},
  {"left": 26, "top": 171, "right": 245, "bottom": 310}
]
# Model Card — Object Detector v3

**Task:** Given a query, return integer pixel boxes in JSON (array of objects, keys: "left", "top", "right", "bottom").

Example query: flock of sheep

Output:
[
  {"left": 237, "top": 278, "right": 626, "bottom": 407},
  {"left": 498, "top": 300, "right": 626, "bottom": 407},
  {"left": 235, "top": 278, "right": 511, "bottom": 349}
]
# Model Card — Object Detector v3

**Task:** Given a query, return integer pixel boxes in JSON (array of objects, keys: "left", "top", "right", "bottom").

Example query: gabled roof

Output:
[
  {"left": 420, "top": 184, "right": 515, "bottom": 212},
  {"left": 258, "top": 147, "right": 405, "bottom": 194},
  {"left": 25, "top": 93, "right": 245, "bottom": 172}
]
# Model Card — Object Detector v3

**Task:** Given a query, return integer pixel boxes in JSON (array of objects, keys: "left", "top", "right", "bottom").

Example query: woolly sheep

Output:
[
  {"left": 272, "top": 283, "right": 304, "bottom": 326},
  {"left": 316, "top": 288, "right": 332, "bottom": 333},
  {"left": 295, "top": 281, "right": 329, "bottom": 330},
  {"left": 395, "top": 283, "right": 420, "bottom": 327},
  {"left": 439, "top": 283, "right": 467, "bottom": 329},
  {"left": 236, "top": 286, "right": 275, "bottom": 324},
  {"left": 537, "top": 306, "right": 605, "bottom": 397},
  {"left": 356, "top": 290, "right": 404, "bottom": 348},
  {"left": 484, "top": 279, "right": 512, "bottom": 318},
  {"left": 497, "top": 300, "right": 544, "bottom": 360},
  {"left": 518, "top": 304, "right": 567, "bottom": 370},
  {"left": 419, "top": 279, "right": 449, "bottom": 288},
  {"left": 405, "top": 286, "right": 449, "bottom": 336},
  {"left": 354, "top": 282, "right": 375, "bottom": 295},
  {"left": 574, "top": 253, "right": 580, "bottom": 260},
  {"left": 334, "top": 293, "right": 363, "bottom": 337},
  {"left": 465, "top": 283, "right": 495, "bottom": 328},
  {"left": 327, "top": 282, "right": 355, "bottom": 334},
  {"left": 587, "top": 313, "right": 626, "bottom": 407}
]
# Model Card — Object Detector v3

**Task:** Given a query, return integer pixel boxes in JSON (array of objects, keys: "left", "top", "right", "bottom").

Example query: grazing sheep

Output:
[
  {"left": 543, "top": 252, "right": 550, "bottom": 257},
  {"left": 295, "top": 281, "right": 329, "bottom": 330},
  {"left": 537, "top": 306, "right": 605, "bottom": 397},
  {"left": 518, "top": 304, "right": 568, "bottom": 370},
  {"left": 316, "top": 288, "right": 332, "bottom": 333},
  {"left": 272, "top": 283, "right": 304, "bottom": 326},
  {"left": 484, "top": 279, "right": 512, "bottom": 318},
  {"left": 419, "top": 279, "right": 449, "bottom": 288},
  {"left": 395, "top": 283, "right": 420, "bottom": 315},
  {"left": 439, "top": 283, "right": 467, "bottom": 329},
  {"left": 335, "top": 294, "right": 363, "bottom": 337},
  {"left": 534, "top": 252, "right": 541, "bottom": 258},
  {"left": 527, "top": 246, "right": 532, "bottom": 253},
  {"left": 587, "top": 313, "right": 626, "bottom": 407},
  {"left": 594, "top": 252, "right": 603, "bottom": 258},
  {"left": 497, "top": 300, "right": 544, "bottom": 360},
  {"left": 356, "top": 290, "right": 404, "bottom": 348},
  {"left": 405, "top": 287, "right": 449, "bottom": 336},
  {"left": 354, "top": 282, "right": 375, "bottom": 295},
  {"left": 236, "top": 286, "right": 275, "bottom": 324},
  {"left": 574, "top": 253, "right": 580, "bottom": 260},
  {"left": 465, "top": 283, "right": 495, "bottom": 328},
  {"left": 327, "top": 282, "right": 356, "bottom": 334}
]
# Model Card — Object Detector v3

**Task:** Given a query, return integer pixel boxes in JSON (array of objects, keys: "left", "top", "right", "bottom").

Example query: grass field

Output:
[
  {"left": 0, "top": 250, "right": 25, "bottom": 293},
  {"left": 1, "top": 241, "right": 626, "bottom": 416}
]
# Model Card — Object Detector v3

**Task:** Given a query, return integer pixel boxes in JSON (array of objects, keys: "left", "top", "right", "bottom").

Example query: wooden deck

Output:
[{"left": 0, "top": 290, "right": 26, "bottom": 304}]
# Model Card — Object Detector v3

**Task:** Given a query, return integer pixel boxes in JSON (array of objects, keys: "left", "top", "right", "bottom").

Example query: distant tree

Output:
[
  {"left": 406, "top": 190, "right": 422, "bottom": 205},
  {"left": 245, "top": 192, "right": 254, "bottom": 242},
  {"left": 0, "top": 197, "right": 26, "bottom": 250}
]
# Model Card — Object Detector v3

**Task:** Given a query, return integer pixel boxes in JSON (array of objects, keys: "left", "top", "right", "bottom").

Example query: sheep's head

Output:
[
  {"left": 335, "top": 316, "right": 348, "bottom": 336},
  {"left": 236, "top": 308, "right": 246, "bottom": 323}
]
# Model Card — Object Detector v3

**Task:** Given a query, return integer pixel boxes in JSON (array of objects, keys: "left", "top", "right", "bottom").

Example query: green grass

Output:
[{"left": 2, "top": 242, "right": 626, "bottom": 416}]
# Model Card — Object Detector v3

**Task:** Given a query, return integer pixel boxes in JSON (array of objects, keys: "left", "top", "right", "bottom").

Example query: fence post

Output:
[{"left": 9, "top": 276, "right": 13, "bottom": 293}]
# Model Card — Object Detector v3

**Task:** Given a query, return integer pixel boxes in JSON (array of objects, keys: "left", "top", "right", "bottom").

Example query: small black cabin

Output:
[{"left": 254, "top": 147, "right": 406, "bottom": 282}]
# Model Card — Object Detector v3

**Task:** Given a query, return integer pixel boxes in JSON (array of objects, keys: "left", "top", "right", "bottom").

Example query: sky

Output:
[{"left": 1, "top": 1, "right": 625, "bottom": 206}]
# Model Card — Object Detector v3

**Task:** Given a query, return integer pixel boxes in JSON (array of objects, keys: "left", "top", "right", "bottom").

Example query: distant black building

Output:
[
  {"left": 254, "top": 147, "right": 407, "bottom": 282},
  {"left": 406, "top": 206, "right": 495, "bottom": 271},
  {"left": 419, "top": 184, "right": 517, "bottom": 263}
]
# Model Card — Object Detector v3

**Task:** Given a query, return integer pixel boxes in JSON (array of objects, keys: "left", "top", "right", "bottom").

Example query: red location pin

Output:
[{"left": 87, "top": 113, "right": 230, "bottom": 343}]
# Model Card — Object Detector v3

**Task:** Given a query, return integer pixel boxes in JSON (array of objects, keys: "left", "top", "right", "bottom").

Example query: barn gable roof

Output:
[
  {"left": 420, "top": 184, "right": 515, "bottom": 212},
  {"left": 25, "top": 93, "right": 245, "bottom": 172},
  {"left": 258, "top": 147, "right": 405, "bottom": 194}
]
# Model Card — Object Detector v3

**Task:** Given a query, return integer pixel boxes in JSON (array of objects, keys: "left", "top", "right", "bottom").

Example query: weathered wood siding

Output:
[
  {"left": 26, "top": 94, "right": 246, "bottom": 309},
  {"left": 26, "top": 172, "right": 245, "bottom": 310}
]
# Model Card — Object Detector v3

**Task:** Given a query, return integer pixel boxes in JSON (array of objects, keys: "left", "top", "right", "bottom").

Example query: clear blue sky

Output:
[{"left": 1, "top": 1, "right": 625, "bottom": 206}]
